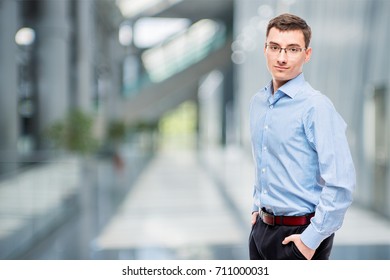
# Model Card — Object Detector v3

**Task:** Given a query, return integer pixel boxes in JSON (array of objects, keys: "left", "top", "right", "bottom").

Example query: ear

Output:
[{"left": 304, "top": 47, "right": 312, "bottom": 63}]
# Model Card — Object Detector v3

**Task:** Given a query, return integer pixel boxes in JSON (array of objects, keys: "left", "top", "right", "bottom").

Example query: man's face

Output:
[{"left": 264, "top": 27, "right": 312, "bottom": 90}]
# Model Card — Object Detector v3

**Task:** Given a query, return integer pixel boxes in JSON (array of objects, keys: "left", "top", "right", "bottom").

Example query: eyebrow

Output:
[{"left": 267, "top": 41, "right": 303, "bottom": 47}]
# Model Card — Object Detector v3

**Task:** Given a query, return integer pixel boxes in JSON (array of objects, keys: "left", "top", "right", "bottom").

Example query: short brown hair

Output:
[{"left": 266, "top": 13, "right": 311, "bottom": 48}]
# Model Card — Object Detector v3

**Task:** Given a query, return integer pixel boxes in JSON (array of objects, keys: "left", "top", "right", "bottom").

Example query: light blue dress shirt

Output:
[{"left": 249, "top": 73, "right": 356, "bottom": 250}]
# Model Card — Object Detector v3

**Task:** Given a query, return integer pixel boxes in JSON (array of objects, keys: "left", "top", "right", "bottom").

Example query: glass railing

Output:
[
  {"left": 122, "top": 19, "right": 226, "bottom": 97},
  {"left": 0, "top": 134, "right": 156, "bottom": 259}
]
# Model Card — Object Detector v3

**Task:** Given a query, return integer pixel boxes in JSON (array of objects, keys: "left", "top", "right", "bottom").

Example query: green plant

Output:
[
  {"left": 46, "top": 110, "right": 99, "bottom": 154},
  {"left": 107, "top": 120, "right": 127, "bottom": 144}
]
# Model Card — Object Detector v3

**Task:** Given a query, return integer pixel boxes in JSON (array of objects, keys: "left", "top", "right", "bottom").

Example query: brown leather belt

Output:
[{"left": 260, "top": 209, "right": 314, "bottom": 226}]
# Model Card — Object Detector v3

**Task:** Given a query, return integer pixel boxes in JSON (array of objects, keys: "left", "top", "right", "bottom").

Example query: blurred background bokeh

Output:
[{"left": 1, "top": 0, "right": 390, "bottom": 260}]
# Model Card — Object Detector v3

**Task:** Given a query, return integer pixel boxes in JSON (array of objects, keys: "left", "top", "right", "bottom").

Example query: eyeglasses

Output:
[{"left": 265, "top": 43, "right": 306, "bottom": 56}]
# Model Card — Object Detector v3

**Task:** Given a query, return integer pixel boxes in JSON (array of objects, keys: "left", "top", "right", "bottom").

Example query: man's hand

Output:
[
  {"left": 251, "top": 211, "right": 259, "bottom": 225},
  {"left": 282, "top": 234, "right": 315, "bottom": 260}
]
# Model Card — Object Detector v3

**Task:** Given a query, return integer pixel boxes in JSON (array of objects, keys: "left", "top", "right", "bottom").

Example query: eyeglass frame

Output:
[{"left": 265, "top": 43, "right": 307, "bottom": 55}]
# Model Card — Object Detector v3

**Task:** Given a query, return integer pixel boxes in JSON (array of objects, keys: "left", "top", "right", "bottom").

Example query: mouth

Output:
[{"left": 274, "top": 65, "right": 289, "bottom": 71}]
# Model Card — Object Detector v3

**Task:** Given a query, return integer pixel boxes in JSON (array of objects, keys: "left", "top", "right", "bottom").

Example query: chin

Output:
[{"left": 273, "top": 74, "right": 290, "bottom": 82}]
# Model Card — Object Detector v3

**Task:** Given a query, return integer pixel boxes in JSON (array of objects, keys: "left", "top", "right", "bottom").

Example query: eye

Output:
[
  {"left": 269, "top": 45, "right": 280, "bottom": 51},
  {"left": 288, "top": 47, "right": 300, "bottom": 53}
]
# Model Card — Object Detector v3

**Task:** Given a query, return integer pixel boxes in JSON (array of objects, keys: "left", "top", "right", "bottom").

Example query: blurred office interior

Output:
[{"left": 1, "top": 0, "right": 390, "bottom": 260}]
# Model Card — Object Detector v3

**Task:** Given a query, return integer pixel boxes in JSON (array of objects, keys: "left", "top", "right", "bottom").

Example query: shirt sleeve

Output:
[
  {"left": 300, "top": 94, "right": 356, "bottom": 250},
  {"left": 249, "top": 94, "right": 260, "bottom": 214}
]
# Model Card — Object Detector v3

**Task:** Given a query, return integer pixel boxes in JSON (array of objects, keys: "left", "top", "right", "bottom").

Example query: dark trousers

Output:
[{"left": 249, "top": 215, "right": 334, "bottom": 260}]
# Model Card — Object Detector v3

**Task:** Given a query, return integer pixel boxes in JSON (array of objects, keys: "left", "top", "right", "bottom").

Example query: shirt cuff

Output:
[
  {"left": 300, "top": 224, "right": 329, "bottom": 250},
  {"left": 252, "top": 205, "right": 259, "bottom": 213}
]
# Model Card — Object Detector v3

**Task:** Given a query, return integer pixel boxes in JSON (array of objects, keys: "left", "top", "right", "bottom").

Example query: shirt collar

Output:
[{"left": 264, "top": 73, "right": 306, "bottom": 99}]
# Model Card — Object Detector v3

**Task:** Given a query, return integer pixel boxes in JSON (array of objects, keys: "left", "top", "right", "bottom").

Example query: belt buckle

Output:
[{"left": 261, "top": 210, "right": 275, "bottom": 226}]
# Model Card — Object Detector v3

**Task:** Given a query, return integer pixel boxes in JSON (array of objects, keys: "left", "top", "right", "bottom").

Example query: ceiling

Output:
[{"left": 154, "top": 0, "right": 234, "bottom": 25}]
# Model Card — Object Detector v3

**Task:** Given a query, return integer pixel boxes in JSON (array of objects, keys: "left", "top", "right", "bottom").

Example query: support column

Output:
[
  {"left": 36, "top": 0, "right": 70, "bottom": 149},
  {"left": 0, "top": 0, "right": 19, "bottom": 175},
  {"left": 74, "top": 0, "right": 94, "bottom": 112},
  {"left": 198, "top": 70, "right": 224, "bottom": 149},
  {"left": 222, "top": 64, "right": 234, "bottom": 146}
]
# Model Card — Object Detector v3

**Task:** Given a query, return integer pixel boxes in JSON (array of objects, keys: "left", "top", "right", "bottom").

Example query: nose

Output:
[{"left": 277, "top": 49, "right": 287, "bottom": 64}]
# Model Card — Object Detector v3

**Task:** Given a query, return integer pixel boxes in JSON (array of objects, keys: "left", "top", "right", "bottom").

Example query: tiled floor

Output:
[
  {"left": 92, "top": 148, "right": 248, "bottom": 260},
  {"left": 12, "top": 146, "right": 390, "bottom": 260}
]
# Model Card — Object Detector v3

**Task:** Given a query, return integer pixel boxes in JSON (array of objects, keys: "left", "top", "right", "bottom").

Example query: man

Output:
[{"left": 248, "top": 13, "right": 356, "bottom": 260}]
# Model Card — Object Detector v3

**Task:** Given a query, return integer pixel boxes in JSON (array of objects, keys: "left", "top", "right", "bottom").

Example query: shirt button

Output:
[
  {"left": 264, "top": 125, "right": 269, "bottom": 130},
  {"left": 269, "top": 105, "right": 274, "bottom": 109},
  {"left": 261, "top": 168, "right": 266, "bottom": 173},
  {"left": 263, "top": 190, "right": 268, "bottom": 194},
  {"left": 263, "top": 146, "right": 267, "bottom": 151}
]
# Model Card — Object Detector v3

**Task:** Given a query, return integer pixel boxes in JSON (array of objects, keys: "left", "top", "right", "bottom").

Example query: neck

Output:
[{"left": 272, "top": 80, "right": 286, "bottom": 94}]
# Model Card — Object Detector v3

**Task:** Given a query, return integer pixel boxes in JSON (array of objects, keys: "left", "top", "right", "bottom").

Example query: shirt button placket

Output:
[{"left": 260, "top": 101, "right": 273, "bottom": 200}]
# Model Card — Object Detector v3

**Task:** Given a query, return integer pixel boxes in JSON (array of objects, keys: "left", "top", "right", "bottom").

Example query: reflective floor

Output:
[{"left": 13, "top": 146, "right": 390, "bottom": 260}]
